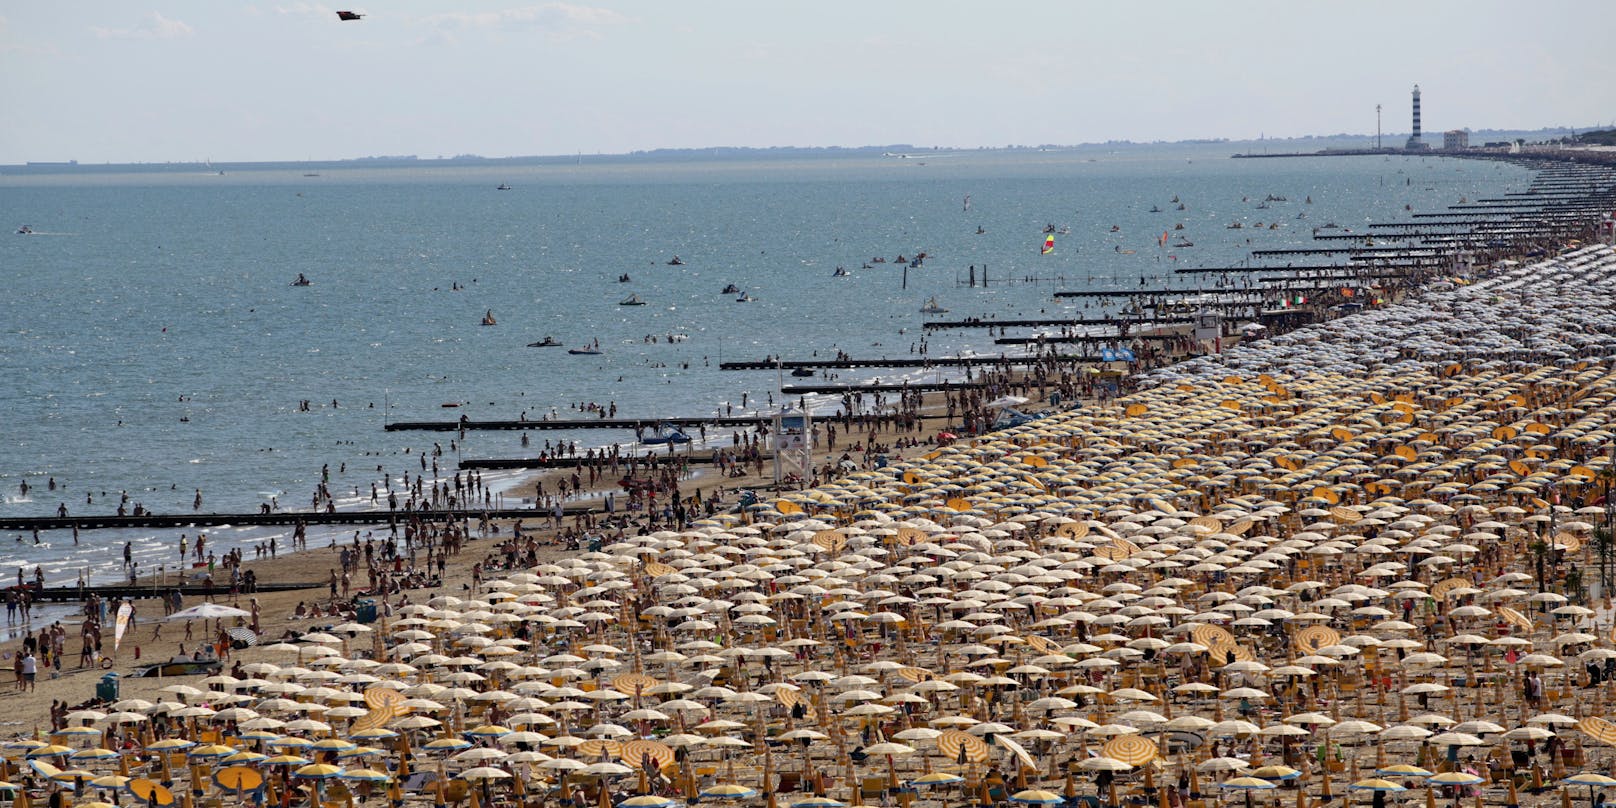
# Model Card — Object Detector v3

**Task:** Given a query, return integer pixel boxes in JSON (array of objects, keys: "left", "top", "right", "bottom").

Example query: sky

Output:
[{"left": 3, "top": 1, "right": 1614, "bottom": 164}]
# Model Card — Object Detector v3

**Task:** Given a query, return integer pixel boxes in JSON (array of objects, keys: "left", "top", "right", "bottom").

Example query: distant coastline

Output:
[{"left": 1, "top": 125, "right": 1593, "bottom": 176}]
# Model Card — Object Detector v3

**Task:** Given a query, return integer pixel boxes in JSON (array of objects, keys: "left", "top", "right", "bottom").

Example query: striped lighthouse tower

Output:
[{"left": 1406, "top": 84, "right": 1424, "bottom": 150}]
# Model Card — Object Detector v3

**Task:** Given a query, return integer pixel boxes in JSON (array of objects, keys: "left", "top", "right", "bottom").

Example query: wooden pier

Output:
[
  {"left": 778, "top": 380, "right": 989, "bottom": 395},
  {"left": 0, "top": 507, "right": 537, "bottom": 533},
  {"left": 717, "top": 355, "right": 1064, "bottom": 371},
  {"left": 386, "top": 416, "right": 773, "bottom": 433},
  {"left": 922, "top": 316, "right": 1194, "bottom": 331},
  {"left": 28, "top": 580, "right": 324, "bottom": 604}
]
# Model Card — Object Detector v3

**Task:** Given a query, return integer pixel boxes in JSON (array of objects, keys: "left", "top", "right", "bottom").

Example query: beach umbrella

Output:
[
  {"left": 125, "top": 779, "right": 176, "bottom": 808},
  {"left": 168, "top": 603, "right": 251, "bottom": 620},
  {"left": 620, "top": 797, "right": 676, "bottom": 808},
  {"left": 700, "top": 785, "right": 759, "bottom": 800},
  {"left": 1009, "top": 790, "right": 1064, "bottom": 805},
  {"left": 339, "top": 769, "right": 392, "bottom": 783},
  {"left": 1376, "top": 765, "right": 1432, "bottom": 778},
  {"left": 909, "top": 773, "right": 964, "bottom": 788},
  {"left": 213, "top": 767, "right": 264, "bottom": 794},
  {"left": 789, "top": 799, "right": 845, "bottom": 808},
  {"left": 1350, "top": 780, "right": 1407, "bottom": 792},
  {"left": 1221, "top": 777, "right": 1278, "bottom": 808},
  {"left": 1564, "top": 774, "right": 1616, "bottom": 808},
  {"left": 66, "top": 749, "right": 119, "bottom": 763}
]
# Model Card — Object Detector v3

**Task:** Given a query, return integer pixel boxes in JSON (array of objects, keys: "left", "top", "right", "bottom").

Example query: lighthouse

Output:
[{"left": 1406, "top": 84, "right": 1427, "bottom": 150}]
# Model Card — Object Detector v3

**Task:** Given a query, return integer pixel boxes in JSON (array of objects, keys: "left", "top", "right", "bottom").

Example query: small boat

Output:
[
  {"left": 831, "top": 267, "right": 849, "bottom": 277},
  {"left": 639, "top": 423, "right": 692, "bottom": 445},
  {"left": 15, "top": 225, "right": 32, "bottom": 235},
  {"left": 721, "top": 284, "right": 740, "bottom": 294},
  {"left": 1042, "top": 224, "right": 1056, "bottom": 234},
  {"left": 527, "top": 336, "right": 562, "bottom": 347},
  {"left": 620, "top": 294, "right": 646, "bottom": 306},
  {"left": 1149, "top": 205, "right": 1162, "bottom": 213},
  {"left": 618, "top": 274, "right": 631, "bottom": 283},
  {"left": 481, "top": 310, "right": 497, "bottom": 326},
  {"left": 790, "top": 368, "right": 816, "bottom": 378},
  {"left": 920, "top": 296, "right": 949, "bottom": 315},
  {"left": 290, "top": 273, "right": 312, "bottom": 287},
  {"left": 667, "top": 256, "right": 685, "bottom": 266},
  {"left": 735, "top": 292, "right": 753, "bottom": 303},
  {"left": 135, "top": 658, "right": 223, "bottom": 678},
  {"left": 440, "top": 402, "right": 461, "bottom": 408},
  {"left": 1173, "top": 241, "right": 1194, "bottom": 248},
  {"left": 1227, "top": 222, "right": 1243, "bottom": 229},
  {"left": 303, "top": 173, "right": 320, "bottom": 177},
  {"left": 496, "top": 183, "right": 511, "bottom": 190},
  {"left": 568, "top": 346, "right": 603, "bottom": 355}
]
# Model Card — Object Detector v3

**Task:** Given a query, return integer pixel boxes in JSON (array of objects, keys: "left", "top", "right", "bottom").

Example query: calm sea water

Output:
[{"left": 0, "top": 145, "right": 1535, "bottom": 591}]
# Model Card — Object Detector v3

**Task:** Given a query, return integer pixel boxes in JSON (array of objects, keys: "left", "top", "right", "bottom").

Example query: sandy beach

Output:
[{"left": 6, "top": 241, "right": 1616, "bottom": 808}]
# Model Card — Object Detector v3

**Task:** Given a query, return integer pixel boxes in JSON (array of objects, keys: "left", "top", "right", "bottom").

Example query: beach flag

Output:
[
  {"left": 1041, "top": 234, "right": 1055, "bottom": 254},
  {"left": 114, "top": 602, "right": 132, "bottom": 650},
  {"left": 1160, "top": 232, "right": 1168, "bottom": 247}
]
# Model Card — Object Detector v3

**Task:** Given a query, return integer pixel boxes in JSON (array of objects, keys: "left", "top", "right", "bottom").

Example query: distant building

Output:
[
  {"left": 1443, "top": 130, "right": 1470, "bottom": 151},
  {"left": 1405, "top": 85, "right": 1427, "bottom": 150}
]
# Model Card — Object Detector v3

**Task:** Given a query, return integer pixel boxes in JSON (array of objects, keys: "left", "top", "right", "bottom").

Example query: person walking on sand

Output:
[{"left": 20, "top": 651, "right": 36, "bottom": 692}]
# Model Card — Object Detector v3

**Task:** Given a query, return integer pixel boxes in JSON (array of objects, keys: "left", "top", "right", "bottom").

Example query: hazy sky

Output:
[{"left": 3, "top": 1, "right": 1613, "bottom": 163}]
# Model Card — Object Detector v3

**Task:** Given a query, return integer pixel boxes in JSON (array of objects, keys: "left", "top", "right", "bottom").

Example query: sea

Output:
[{"left": 0, "top": 143, "right": 1539, "bottom": 623}]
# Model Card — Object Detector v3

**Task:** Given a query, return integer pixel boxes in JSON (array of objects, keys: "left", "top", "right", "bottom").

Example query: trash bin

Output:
[
  {"left": 96, "top": 672, "right": 120, "bottom": 702},
  {"left": 356, "top": 599, "right": 377, "bottom": 624}
]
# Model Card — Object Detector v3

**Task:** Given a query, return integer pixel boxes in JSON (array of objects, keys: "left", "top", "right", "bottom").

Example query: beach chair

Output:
[
  {"left": 402, "top": 772, "right": 438, "bottom": 792},
  {"left": 861, "top": 777, "right": 887, "bottom": 801},
  {"left": 776, "top": 773, "right": 802, "bottom": 794}
]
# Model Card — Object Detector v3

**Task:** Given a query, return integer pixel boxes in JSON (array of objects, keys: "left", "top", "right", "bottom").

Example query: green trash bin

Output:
[
  {"left": 356, "top": 599, "right": 377, "bottom": 624},
  {"left": 96, "top": 673, "right": 120, "bottom": 702}
]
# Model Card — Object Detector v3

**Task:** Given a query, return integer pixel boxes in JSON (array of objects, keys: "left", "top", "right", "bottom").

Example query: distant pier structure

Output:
[{"left": 1406, "top": 85, "right": 1427, "bottom": 150}]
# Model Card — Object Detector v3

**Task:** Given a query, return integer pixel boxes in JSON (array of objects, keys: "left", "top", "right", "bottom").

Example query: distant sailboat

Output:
[
  {"left": 920, "top": 296, "right": 948, "bottom": 314},
  {"left": 1041, "top": 234, "right": 1055, "bottom": 255}
]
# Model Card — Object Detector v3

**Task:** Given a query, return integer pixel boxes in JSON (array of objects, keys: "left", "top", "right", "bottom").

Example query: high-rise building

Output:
[
  {"left": 1443, "top": 130, "right": 1469, "bottom": 151},
  {"left": 1406, "top": 85, "right": 1426, "bottom": 150}
]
